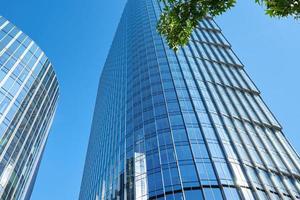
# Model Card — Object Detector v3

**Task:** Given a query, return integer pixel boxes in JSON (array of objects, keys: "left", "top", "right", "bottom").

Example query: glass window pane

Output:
[
  {"left": 185, "top": 190, "right": 204, "bottom": 200},
  {"left": 224, "top": 187, "right": 240, "bottom": 200},
  {"left": 203, "top": 188, "right": 223, "bottom": 200}
]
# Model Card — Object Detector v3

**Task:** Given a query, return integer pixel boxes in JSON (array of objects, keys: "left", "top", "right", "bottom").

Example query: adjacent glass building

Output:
[
  {"left": 0, "top": 16, "right": 59, "bottom": 200},
  {"left": 79, "top": 0, "right": 300, "bottom": 199}
]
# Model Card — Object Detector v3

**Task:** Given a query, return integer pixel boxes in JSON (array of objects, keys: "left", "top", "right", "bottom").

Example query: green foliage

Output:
[
  {"left": 157, "top": 0, "right": 300, "bottom": 51},
  {"left": 256, "top": 0, "right": 300, "bottom": 18}
]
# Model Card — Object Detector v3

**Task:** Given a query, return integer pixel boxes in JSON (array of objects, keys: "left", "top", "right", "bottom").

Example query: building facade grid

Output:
[
  {"left": 0, "top": 16, "right": 59, "bottom": 200},
  {"left": 79, "top": 0, "right": 300, "bottom": 199}
]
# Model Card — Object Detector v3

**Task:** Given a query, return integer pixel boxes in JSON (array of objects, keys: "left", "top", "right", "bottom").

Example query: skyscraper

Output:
[
  {"left": 79, "top": 0, "right": 300, "bottom": 199},
  {"left": 0, "top": 16, "right": 59, "bottom": 200}
]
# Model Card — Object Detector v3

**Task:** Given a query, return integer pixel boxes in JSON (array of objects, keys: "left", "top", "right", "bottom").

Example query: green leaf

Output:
[{"left": 157, "top": 0, "right": 299, "bottom": 51}]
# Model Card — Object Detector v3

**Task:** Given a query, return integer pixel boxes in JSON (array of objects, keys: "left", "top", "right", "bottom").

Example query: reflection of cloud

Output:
[
  {"left": 100, "top": 180, "right": 105, "bottom": 200},
  {"left": 135, "top": 152, "right": 148, "bottom": 200},
  {"left": 0, "top": 163, "right": 13, "bottom": 193},
  {"left": 232, "top": 164, "right": 247, "bottom": 187}
]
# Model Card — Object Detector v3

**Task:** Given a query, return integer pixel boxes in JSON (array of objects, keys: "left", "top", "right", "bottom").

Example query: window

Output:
[
  {"left": 169, "top": 114, "right": 184, "bottom": 127},
  {"left": 196, "top": 162, "right": 217, "bottom": 184},
  {"left": 179, "top": 164, "right": 199, "bottom": 184},
  {"left": 224, "top": 187, "right": 240, "bottom": 200},
  {"left": 259, "top": 170, "right": 274, "bottom": 188},
  {"left": 241, "top": 188, "right": 255, "bottom": 200},
  {"left": 172, "top": 129, "right": 188, "bottom": 142},
  {"left": 176, "top": 145, "right": 193, "bottom": 160},
  {"left": 167, "top": 102, "right": 180, "bottom": 113},
  {"left": 183, "top": 112, "right": 198, "bottom": 124},
  {"left": 154, "top": 105, "right": 167, "bottom": 117},
  {"left": 170, "top": 167, "right": 181, "bottom": 186},
  {"left": 245, "top": 166, "right": 260, "bottom": 185},
  {"left": 173, "top": 192, "right": 185, "bottom": 200},
  {"left": 269, "top": 192, "right": 281, "bottom": 200},
  {"left": 162, "top": 168, "right": 172, "bottom": 189},
  {"left": 202, "top": 126, "right": 217, "bottom": 140},
  {"left": 185, "top": 190, "right": 203, "bottom": 200},
  {"left": 158, "top": 132, "right": 172, "bottom": 146},
  {"left": 215, "top": 161, "right": 232, "bottom": 182},
  {"left": 256, "top": 190, "right": 269, "bottom": 200},
  {"left": 203, "top": 188, "right": 223, "bottom": 200},
  {"left": 147, "top": 171, "right": 163, "bottom": 194},
  {"left": 191, "top": 143, "right": 209, "bottom": 159},
  {"left": 160, "top": 148, "right": 176, "bottom": 164},
  {"left": 156, "top": 117, "right": 169, "bottom": 130},
  {"left": 232, "top": 163, "right": 248, "bottom": 187},
  {"left": 187, "top": 127, "right": 203, "bottom": 141},
  {"left": 208, "top": 142, "right": 224, "bottom": 158}
]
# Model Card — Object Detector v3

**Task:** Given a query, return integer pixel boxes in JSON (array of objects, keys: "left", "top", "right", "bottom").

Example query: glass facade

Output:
[
  {"left": 79, "top": 0, "right": 300, "bottom": 199},
  {"left": 0, "top": 16, "right": 59, "bottom": 200}
]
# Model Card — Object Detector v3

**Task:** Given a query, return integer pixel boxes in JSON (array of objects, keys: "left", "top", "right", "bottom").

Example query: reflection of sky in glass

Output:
[
  {"left": 79, "top": 0, "right": 300, "bottom": 199},
  {"left": 135, "top": 153, "right": 148, "bottom": 200},
  {"left": 0, "top": 16, "right": 59, "bottom": 200}
]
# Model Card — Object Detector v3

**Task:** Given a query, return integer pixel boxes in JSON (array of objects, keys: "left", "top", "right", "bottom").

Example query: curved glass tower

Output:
[
  {"left": 79, "top": 0, "right": 300, "bottom": 199},
  {"left": 0, "top": 16, "right": 59, "bottom": 200}
]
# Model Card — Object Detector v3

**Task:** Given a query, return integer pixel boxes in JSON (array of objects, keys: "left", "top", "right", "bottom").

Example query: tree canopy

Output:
[{"left": 157, "top": 0, "right": 300, "bottom": 51}]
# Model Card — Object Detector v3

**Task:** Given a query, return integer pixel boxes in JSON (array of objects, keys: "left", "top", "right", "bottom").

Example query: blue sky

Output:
[{"left": 0, "top": 0, "right": 300, "bottom": 199}]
